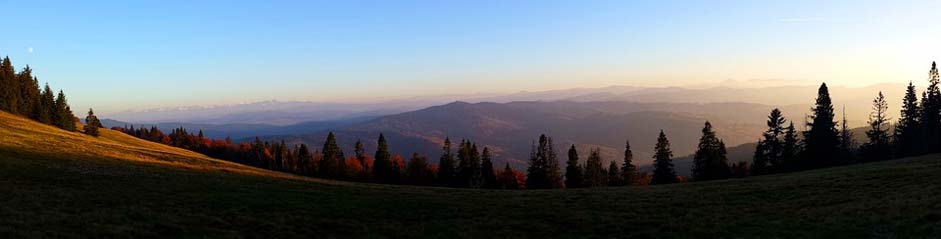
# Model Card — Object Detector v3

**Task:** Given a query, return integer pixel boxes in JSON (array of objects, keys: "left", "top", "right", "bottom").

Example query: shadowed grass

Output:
[{"left": 1, "top": 111, "right": 940, "bottom": 238}]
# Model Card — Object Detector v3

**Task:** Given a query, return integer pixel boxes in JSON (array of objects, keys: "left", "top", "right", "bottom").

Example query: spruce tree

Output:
[
  {"left": 621, "top": 140, "right": 637, "bottom": 185},
  {"left": 607, "top": 160, "right": 621, "bottom": 186},
  {"left": 319, "top": 132, "right": 345, "bottom": 179},
  {"left": 354, "top": 140, "right": 369, "bottom": 179},
  {"left": 500, "top": 163, "right": 519, "bottom": 189},
  {"left": 437, "top": 138, "right": 456, "bottom": 187},
  {"left": 692, "top": 121, "right": 730, "bottom": 181},
  {"left": 526, "top": 134, "right": 562, "bottom": 189},
  {"left": 751, "top": 139, "right": 769, "bottom": 175},
  {"left": 803, "top": 83, "right": 840, "bottom": 169},
  {"left": 297, "top": 143, "right": 314, "bottom": 176},
  {"left": 564, "top": 144, "right": 583, "bottom": 188},
  {"left": 583, "top": 148, "right": 606, "bottom": 187},
  {"left": 838, "top": 106, "right": 857, "bottom": 164},
  {"left": 456, "top": 140, "right": 482, "bottom": 188},
  {"left": 651, "top": 130, "right": 677, "bottom": 185},
  {"left": 54, "top": 90, "right": 76, "bottom": 131},
  {"left": 781, "top": 122, "right": 801, "bottom": 172},
  {"left": 481, "top": 147, "right": 498, "bottom": 189},
  {"left": 763, "top": 109, "right": 787, "bottom": 171},
  {"left": 0, "top": 57, "right": 18, "bottom": 113},
  {"left": 895, "top": 81, "right": 923, "bottom": 157},
  {"left": 16, "top": 66, "right": 36, "bottom": 117},
  {"left": 37, "top": 84, "right": 54, "bottom": 124},
  {"left": 923, "top": 61, "right": 941, "bottom": 153},
  {"left": 373, "top": 133, "right": 391, "bottom": 183},
  {"left": 405, "top": 153, "right": 433, "bottom": 186},
  {"left": 862, "top": 92, "right": 892, "bottom": 162},
  {"left": 83, "top": 108, "right": 101, "bottom": 137}
]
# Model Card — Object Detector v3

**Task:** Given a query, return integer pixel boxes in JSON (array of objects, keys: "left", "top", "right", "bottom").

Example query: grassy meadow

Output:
[{"left": 1, "top": 111, "right": 940, "bottom": 238}]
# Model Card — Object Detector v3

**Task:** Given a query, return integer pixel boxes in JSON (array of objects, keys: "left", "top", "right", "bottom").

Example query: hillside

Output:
[{"left": 2, "top": 111, "right": 940, "bottom": 237}]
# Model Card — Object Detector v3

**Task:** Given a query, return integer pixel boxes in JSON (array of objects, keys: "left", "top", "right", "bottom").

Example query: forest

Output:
[{"left": 2, "top": 53, "right": 940, "bottom": 189}]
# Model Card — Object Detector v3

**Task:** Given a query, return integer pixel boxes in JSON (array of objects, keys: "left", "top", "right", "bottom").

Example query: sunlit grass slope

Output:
[{"left": 1, "top": 111, "right": 940, "bottom": 238}]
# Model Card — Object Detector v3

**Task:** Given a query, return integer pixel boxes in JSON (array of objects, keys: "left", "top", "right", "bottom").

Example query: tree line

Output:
[
  {"left": 112, "top": 62, "right": 941, "bottom": 188},
  {"left": 0, "top": 55, "right": 77, "bottom": 132}
]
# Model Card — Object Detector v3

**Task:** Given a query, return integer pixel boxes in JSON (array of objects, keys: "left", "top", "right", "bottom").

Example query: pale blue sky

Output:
[{"left": 1, "top": 0, "right": 939, "bottom": 113}]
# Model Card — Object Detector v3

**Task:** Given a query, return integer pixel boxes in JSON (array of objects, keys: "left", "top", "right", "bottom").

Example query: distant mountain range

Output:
[{"left": 101, "top": 83, "right": 910, "bottom": 175}]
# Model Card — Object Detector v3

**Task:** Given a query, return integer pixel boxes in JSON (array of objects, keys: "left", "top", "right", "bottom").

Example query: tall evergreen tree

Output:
[
  {"left": 0, "top": 57, "right": 18, "bottom": 113},
  {"left": 692, "top": 121, "right": 730, "bottom": 181},
  {"left": 17, "top": 67, "right": 40, "bottom": 119},
  {"left": 803, "top": 83, "right": 841, "bottom": 169},
  {"left": 481, "top": 147, "right": 498, "bottom": 189},
  {"left": 37, "top": 83, "right": 54, "bottom": 124},
  {"left": 53, "top": 90, "right": 76, "bottom": 131},
  {"left": 922, "top": 61, "right": 941, "bottom": 153},
  {"left": 762, "top": 109, "right": 787, "bottom": 172},
  {"left": 895, "top": 81, "right": 923, "bottom": 157},
  {"left": 500, "top": 163, "right": 520, "bottom": 189},
  {"left": 456, "top": 140, "right": 482, "bottom": 188},
  {"left": 526, "top": 134, "right": 563, "bottom": 189},
  {"left": 319, "top": 132, "right": 345, "bottom": 179},
  {"left": 621, "top": 140, "right": 637, "bottom": 185},
  {"left": 83, "top": 108, "right": 101, "bottom": 137},
  {"left": 583, "top": 148, "right": 606, "bottom": 187},
  {"left": 781, "top": 122, "right": 801, "bottom": 172},
  {"left": 354, "top": 140, "right": 369, "bottom": 180},
  {"left": 297, "top": 143, "right": 314, "bottom": 176},
  {"left": 651, "top": 130, "right": 677, "bottom": 185},
  {"left": 862, "top": 92, "right": 892, "bottom": 162},
  {"left": 405, "top": 153, "right": 434, "bottom": 186},
  {"left": 607, "top": 160, "right": 621, "bottom": 186},
  {"left": 838, "top": 106, "right": 857, "bottom": 164},
  {"left": 564, "top": 144, "right": 583, "bottom": 188},
  {"left": 373, "top": 133, "right": 392, "bottom": 183},
  {"left": 437, "top": 138, "right": 456, "bottom": 187}
]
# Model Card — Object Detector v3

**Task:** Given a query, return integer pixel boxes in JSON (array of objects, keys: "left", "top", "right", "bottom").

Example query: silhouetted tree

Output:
[
  {"left": 761, "top": 109, "right": 787, "bottom": 172},
  {"left": 692, "top": 121, "right": 731, "bottom": 181},
  {"left": 354, "top": 140, "right": 369, "bottom": 180},
  {"left": 803, "top": 83, "right": 840, "bottom": 169},
  {"left": 607, "top": 160, "right": 621, "bottom": 186},
  {"left": 564, "top": 145, "right": 583, "bottom": 188},
  {"left": 923, "top": 61, "right": 941, "bottom": 153},
  {"left": 862, "top": 92, "right": 892, "bottom": 162},
  {"left": 37, "top": 84, "right": 54, "bottom": 124},
  {"left": 499, "top": 163, "right": 520, "bottom": 189},
  {"left": 583, "top": 148, "right": 606, "bottom": 187},
  {"left": 297, "top": 143, "right": 314, "bottom": 176},
  {"left": 480, "top": 147, "right": 498, "bottom": 189},
  {"left": 651, "top": 130, "right": 677, "bottom": 185},
  {"left": 320, "top": 132, "right": 345, "bottom": 179},
  {"left": 838, "top": 106, "right": 857, "bottom": 164},
  {"left": 405, "top": 153, "right": 435, "bottom": 186},
  {"left": 781, "top": 122, "right": 801, "bottom": 172},
  {"left": 456, "top": 140, "right": 482, "bottom": 188},
  {"left": 437, "top": 138, "right": 456, "bottom": 187},
  {"left": 83, "top": 108, "right": 100, "bottom": 137},
  {"left": 895, "top": 81, "right": 923, "bottom": 157},
  {"left": 373, "top": 133, "right": 392, "bottom": 183},
  {"left": 621, "top": 140, "right": 637, "bottom": 186},
  {"left": 0, "top": 57, "right": 17, "bottom": 113},
  {"left": 526, "top": 134, "right": 563, "bottom": 189}
]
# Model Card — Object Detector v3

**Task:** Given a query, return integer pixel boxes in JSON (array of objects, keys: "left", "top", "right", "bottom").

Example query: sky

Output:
[{"left": 1, "top": 0, "right": 939, "bottom": 113}]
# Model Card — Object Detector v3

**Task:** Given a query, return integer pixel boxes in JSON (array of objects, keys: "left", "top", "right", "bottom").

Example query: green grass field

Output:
[{"left": 1, "top": 111, "right": 940, "bottom": 238}]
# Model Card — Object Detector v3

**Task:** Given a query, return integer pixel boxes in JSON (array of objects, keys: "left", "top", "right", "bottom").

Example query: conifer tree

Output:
[
  {"left": 564, "top": 144, "right": 583, "bottom": 188},
  {"left": 83, "top": 108, "right": 100, "bottom": 137},
  {"left": 373, "top": 133, "right": 392, "bottom": 183},
  {"left": 500, "top": 163, "right": 520, "bottom": 189},
  {"left": 651, "top": 130, "right": 677, "bottom": 184},
  {"left": 621, "top": 140, "right": 637, "bottom": 185},
  {"left": 922, "top": 61, "right": 941, "bottom": 153},
  {"left": 0, "top": 57, "right": 18, "bottom": 113},
  {"left": 354, "top": 139, "right": 369, "bottom": 179},
  {"left": 803, "top": 83, "right": 841, "bottom": 169},
  {"left": 895, "top": 81, "right": 923, "bottom": 157},
  {"left": 692, "top": 121, "right": 730, "bottom": 181},
  {"left": 37, "top": 84, "right": 54, "bottom": 124},
  {"left": 319, "top": 132, "right": 345, "bottom": 179},
  {"left": 862, "top": 92, "right": 892, "bottom": 162},
  {"left": 583, "top": 148, "right": 606, "bottom": 187},
  {"left": 297, "top": 143, "right": 314, "bottom": 176},
  {"left": 18, "top": 67, "right": 40, "bottom": 119},
  {"left": 389, "top": 154, "right": 403, "bottom": 184},
  {"left": 526, "top": 134, "right": 562, "bottom": 189},
  {"left": 456, "top": 140, "right": 482, "bottom": 188},
  {"left": 762, "top": 109, "right": 787, "bottom": 171},
  {"left": 781, "top": 122, "right": 800, "bottom": 172},
  {"left": 481, "top": 147, "right": 498, "bottom": 189},
  {"left": 607, "top": 160, "right": 621, "bottom": 186},
  {"left": 54, "top": 90, "right": 76, "bottom": 131},
  {"left": 437, "top": 138, "right": 456, "bottom": 187}
]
